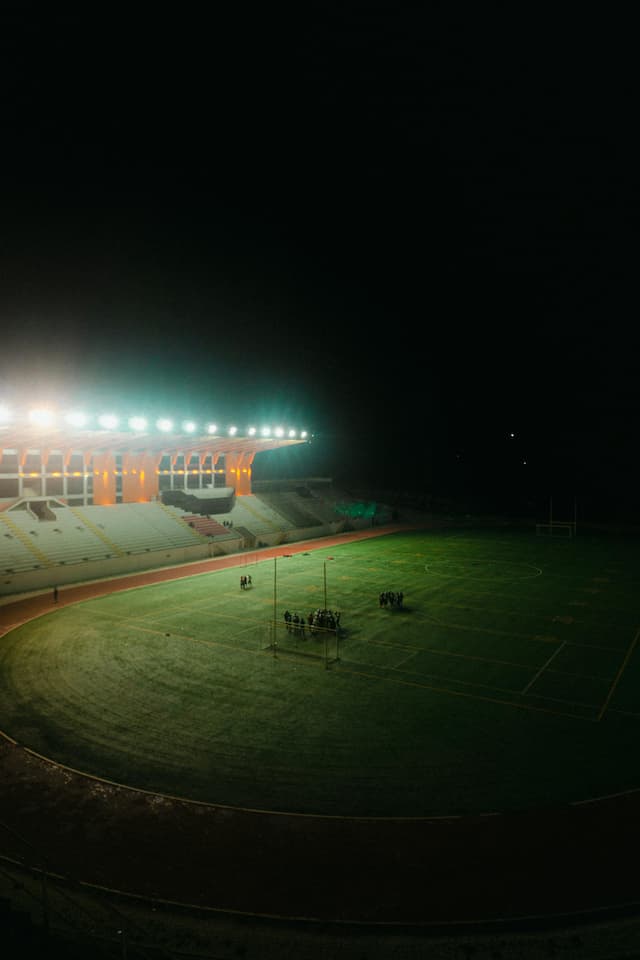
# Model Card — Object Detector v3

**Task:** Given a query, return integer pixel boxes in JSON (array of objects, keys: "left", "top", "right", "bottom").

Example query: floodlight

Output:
[
  {"left": 274, "top": 426, "right": 284, "bottom": 438},
  {"left": 0, "top": 405, "right": 11, "bottom": 423},
  {"left": 182, "top": 420, "right": 196, "bottom": 434},
  {"left": 29, "top": 409, "right": 55, "bottom": 428},
  {"left": 288, "top": 429, "right": 296, "bottom": 438},
  {"left": 228, "top": 425, "right": 238, "bottom": 436},
  {"left": 98, "top": 413, "right": 119, "bottom": 430},
  {"left": 65, "top": 411, "right": 88, "bottom": 428},
  {"left": 156, "top": 418, "right": 173, "bottom": 432},
  {"left": 300, "top": 430, "right": 308, "bottom": 439},
  {"left": 206, "top": 423, "right": 217, "bottom": 435},
  {"left": 261, "top": 426, "right": 271, "bottom": 437},
  {"left": 128, "top": 416, "right": 148, "bottom": 431}
]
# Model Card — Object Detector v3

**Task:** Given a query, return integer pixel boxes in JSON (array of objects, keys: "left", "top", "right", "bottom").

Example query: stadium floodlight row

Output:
[
  {"left": 0, "top": 405, "right": 308, "bottom": 440},
  {"left": 0, "top": 408, "right": 311, "bottom": 504}
]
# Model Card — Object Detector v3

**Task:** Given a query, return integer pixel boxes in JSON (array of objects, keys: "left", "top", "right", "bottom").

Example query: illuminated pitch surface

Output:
[{"left": 1, "top": 530, "right": 639, "bottom": 816}]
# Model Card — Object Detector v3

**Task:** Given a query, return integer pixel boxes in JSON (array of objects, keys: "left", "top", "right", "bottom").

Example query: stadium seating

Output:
[
  {"left": 71, "top": 503, "right": 205, "bottom": 555},
  {"left": 224, "top": 495, "right": 296, "bottom": 537},
  {"left": 0, "top": 513, "right": 51, "bottom": 572},
  {"left": 0, "top": 485, "right": 370, "bottom": 593},
  {"left": 0, "top": 501, "right": 206, "bottom": 570},
  {"left": 181, "top": 514, "right": 231, "bottom": 538},
  {"left": 256, "top": 489, "right": 339, "bottom": 526}
]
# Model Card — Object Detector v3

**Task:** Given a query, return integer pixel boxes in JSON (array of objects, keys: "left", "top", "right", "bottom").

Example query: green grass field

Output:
[{"left": 1, "top": 527, "right": 639, "bottom": 816}]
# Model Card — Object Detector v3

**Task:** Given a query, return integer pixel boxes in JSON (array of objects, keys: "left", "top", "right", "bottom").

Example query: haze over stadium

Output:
[
  {"left": 1, "top": 8, "right": 639, "bottom": 960},
  {"left": 1, "top": 8, "right": 637, "bottom": 522}
]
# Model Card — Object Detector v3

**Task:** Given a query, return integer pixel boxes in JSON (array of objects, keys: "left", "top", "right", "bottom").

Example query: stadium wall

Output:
[
  {"left": 0, "top": 517, "right": 373, "bottom": 597},
  {"left": 247, "top": 518, "right": 373, "bottom": 548},
  {"left": 0, "top": 541, "right": 232, "bottom": 597}
]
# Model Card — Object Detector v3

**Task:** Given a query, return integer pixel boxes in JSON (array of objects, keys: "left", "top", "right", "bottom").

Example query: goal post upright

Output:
[
  {"left": 272, "top": 556, "right": 278, "bottom": 657},
  {"left": 536, "top": 493, "right": 577, "bottom": 538},
  {"left": 273, "top": 555, "right": 277, "bottom": 623}
]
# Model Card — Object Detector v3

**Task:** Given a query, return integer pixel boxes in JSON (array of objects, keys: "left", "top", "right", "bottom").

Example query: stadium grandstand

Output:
[{"left": 0, "top": 406, "right": 384, "bottom": 596}]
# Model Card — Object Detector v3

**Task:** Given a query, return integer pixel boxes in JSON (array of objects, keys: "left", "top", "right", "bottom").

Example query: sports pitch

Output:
[{"left": 1, "top": 527, "right": 639, "bottom": 817}]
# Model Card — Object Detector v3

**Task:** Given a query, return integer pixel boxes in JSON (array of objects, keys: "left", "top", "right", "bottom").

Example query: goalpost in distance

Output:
[{"left": 536, "top": 495, "right": 577, "bottom": 538}]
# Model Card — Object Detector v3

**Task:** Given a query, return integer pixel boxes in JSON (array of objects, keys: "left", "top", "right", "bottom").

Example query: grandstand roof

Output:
[{"left": 0, "top": 425, "right": 306, "bottom": 457}]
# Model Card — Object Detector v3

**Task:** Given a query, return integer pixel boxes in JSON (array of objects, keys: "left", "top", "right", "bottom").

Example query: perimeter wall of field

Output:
[{"left": 0, "top": 519, "right": 373, "bottom": 597}]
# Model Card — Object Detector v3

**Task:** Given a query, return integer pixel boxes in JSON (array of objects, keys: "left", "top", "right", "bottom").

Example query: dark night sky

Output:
[{"left": 1, "top": 8, "right": 638, "bottom": 515}]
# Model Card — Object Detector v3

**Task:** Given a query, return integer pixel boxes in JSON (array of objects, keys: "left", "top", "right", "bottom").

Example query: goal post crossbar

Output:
[{"left": 536, "top": 522, "right": 575, "bottom": 538}]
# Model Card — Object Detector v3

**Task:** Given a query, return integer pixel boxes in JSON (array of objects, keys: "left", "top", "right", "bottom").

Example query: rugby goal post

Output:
[{"left": 536, "top": 495, "right": 577, "bottom": 537}]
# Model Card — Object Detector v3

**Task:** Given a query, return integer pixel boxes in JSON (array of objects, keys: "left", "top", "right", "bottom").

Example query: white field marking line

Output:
[
  {"left": 393, "top": 650, "right": 419, "bottom": 671},
  {"left": 418, "top": 596, "right": 552, "bottom": 623},
  {"left": 608, "top": 705, "right": 640, "bottom": 720},
  {"left": 91, "top": 604, "right": 268, "bottom": 631},
  {"left": 564, "top": 639, "right": 627, "bottom": 653},
  {"left": 545, "top": 666, "right": 617, "bottom": 683},
  {"left": 428, "top": 586, "right": 552, "bottom": 611},
  {"left": 338, "top": 663, "right": 589, "bottom": 722},
  {"left": 72, "top": 612, "right": 267, "bottom": 658},
  {"left": 412, "top": 607, "right": 628, "bottom": 654},
  {"left": 412, "top": 611, "right": 544, "bottom": 641},
  {"left": 425, "top": 561, "right": 543, "bottom": 581},
  {"left": 521, "top": 640, "right": 567, "bottom": 695},
  {"left": 571, "top": 785, "right": 640, "bottom": 805},
  {"left": 377, "top": 659, "right": 600, "bottom": 710},
  {"left": 367, "top": 636, "right": 533, "bottom": 672},
  {"left": 597, "top": 626, "right": 640, "bottom": 722},
  {"left": 72, "top": 598, "right": 217, "bottom": 626}
]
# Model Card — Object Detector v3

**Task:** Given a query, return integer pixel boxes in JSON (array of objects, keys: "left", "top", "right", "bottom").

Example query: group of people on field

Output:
[
  {"left": 283, "top": 608, "right": 341, "bottom": 637},
  {"left": 379, "top": 590, "right": 404, "bottom": 608},
  {"left": 240, "top": 575, "right": 252, "bottom": 589}
]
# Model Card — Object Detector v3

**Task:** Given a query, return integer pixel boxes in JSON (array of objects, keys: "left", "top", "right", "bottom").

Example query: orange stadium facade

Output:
[{"left": 0, "top": 421, "right": 308, "bottom": 506}]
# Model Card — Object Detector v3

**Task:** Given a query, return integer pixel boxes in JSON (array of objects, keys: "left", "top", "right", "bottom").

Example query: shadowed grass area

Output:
[{"left": 1, "top": 527, "right": 639, "bottom": 816}]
